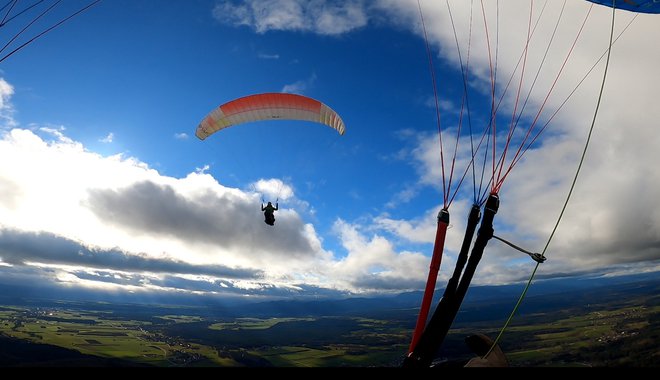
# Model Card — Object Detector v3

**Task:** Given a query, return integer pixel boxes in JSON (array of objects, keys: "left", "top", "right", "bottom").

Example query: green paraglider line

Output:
[
  {"left": 484, "top": 0, "right": 618, "bottom": 360},
  {"left": 405, "top": 0, "right": 637, "bottom": 367}
]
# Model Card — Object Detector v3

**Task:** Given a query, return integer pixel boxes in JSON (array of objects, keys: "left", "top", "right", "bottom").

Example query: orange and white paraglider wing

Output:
[{"left": 195, "top": 93, "right": 346, "bottom": 140}]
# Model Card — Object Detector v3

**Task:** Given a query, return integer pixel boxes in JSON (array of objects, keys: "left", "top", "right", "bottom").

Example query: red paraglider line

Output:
[
  {"left": 408, "top": 1, "right": 446, "bottom": 355},
  {"left": 450, "top": 1, "right": 479, "bottom": 203},
  {"left": 497, "top": 0, "right": 567, "bottom": 185},
  {"left": 418, "top": 0, "right": 448, "bottom": 208},
  {"left": 494, "top": 4, "right": 594, "bottom": 192},
  {"left": 471, "top": 0, "right": 553, "bottom": 204},
  {"left": 409, "top": 0, "right": 471, "bottom": 354},
  {"left": 507, "top": 13, "right": 637, "bottom": 174},
  {"left": 444, "top": 1, "right": 478, "bottom": 209},
  {"left": 487, "top": 1, "right": 620, "bottom": 359},
  {"left": 495, "top": 2, "right": 534, "bottom": 188},
  {"left": 478, "top": 0, "right": 498, "bottom": 194},
  {"left": 408, "top": 0, "right": 647, "bottom": 367}
]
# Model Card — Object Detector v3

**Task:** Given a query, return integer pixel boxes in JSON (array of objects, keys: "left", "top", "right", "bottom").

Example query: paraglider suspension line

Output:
[
  {"left": 492, "top": 235, "right": 546, "bottom": 263},
  {"left": 484, "top": 1, "right": 617, "bottom": 359},
  {"left": 0, "top": 0, "right": 102, "bottom": 63}
]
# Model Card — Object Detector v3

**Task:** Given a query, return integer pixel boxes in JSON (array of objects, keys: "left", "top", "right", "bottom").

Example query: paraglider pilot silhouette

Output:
[{"left": 261, "top": 201, "right": 278, "bottom": 226}]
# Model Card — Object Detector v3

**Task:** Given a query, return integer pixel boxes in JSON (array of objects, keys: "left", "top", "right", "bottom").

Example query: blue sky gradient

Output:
[{"left": 0, "top": 0, "right": 659, "bottom": 302}]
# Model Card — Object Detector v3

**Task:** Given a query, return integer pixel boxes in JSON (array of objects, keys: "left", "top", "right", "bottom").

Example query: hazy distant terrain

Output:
[{"left": 0, "top": 274, "right": 658, "bottom": 367}]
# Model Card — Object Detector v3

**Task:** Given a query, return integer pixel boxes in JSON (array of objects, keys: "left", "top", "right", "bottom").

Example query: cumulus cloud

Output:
[
  {"left": 0, "top": 228, "right": 261, "bottom": 279},
  {"left": 232, "top": 0, "right": 660, "bottom": 286},
  {"left": 379, "top": 1, "right": 660, "bottom": 284},
  {"left": 0, "top": 120, "right": 429, "bottom": 296},
  {"left": 2, "top": 1, "right": 659, "bottom": 301},
  {"left": 8, "top": 125, "right": 332, "bottom": 259},
  {"left": 252, "top": 177, "right": 294, "bottom": 201},
  {"left": 326, "top": 219, "right": 430, "bottom": 293}
]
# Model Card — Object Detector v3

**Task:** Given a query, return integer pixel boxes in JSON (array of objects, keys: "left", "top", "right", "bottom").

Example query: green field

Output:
[
  {"left": 0, "top": 291, "right": 658, "bottom": 367},
  {"left": 209, "top": 317, "right": 314, "bottom": 331},
  {"left": 0, "top": 307, "right": 239, "bottom": 366}
]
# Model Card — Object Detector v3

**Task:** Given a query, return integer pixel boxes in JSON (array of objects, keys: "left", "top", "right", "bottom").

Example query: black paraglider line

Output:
[
  {"left": 0, "top": 0, "right": 102, "bottom": 64},
  {"left": 0, "top": 0, "right": 61, "bottom": 58},
  {"left": 492, "top": 234, "right": 546, "bottom": 263},
  {"left": 0, "top": 0, "right": 19, "bottom": 25},
  {"left": 0, "top": 0, "right": 47, "bottom": 27}
]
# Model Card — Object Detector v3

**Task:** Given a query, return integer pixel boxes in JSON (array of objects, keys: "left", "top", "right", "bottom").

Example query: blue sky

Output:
[{"left": 0, "top": 0, "right": 659, "bottom": 302}]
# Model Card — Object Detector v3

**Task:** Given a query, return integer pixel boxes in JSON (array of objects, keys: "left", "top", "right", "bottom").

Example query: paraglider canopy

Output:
[
  {"left": 196, "top": 93, "right": 346, "bottom": 140},
  {"left": 586, "top": 0, "right": 660, "bottom": 14}
]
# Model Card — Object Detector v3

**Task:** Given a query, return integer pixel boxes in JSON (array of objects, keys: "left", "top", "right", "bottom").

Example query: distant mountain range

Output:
[
  {"left": 0, "top": 270, "right": 657, "bottom": 367},
  {"left": 231, "top": 271, "right": 660, "bottom": 321},
  {"left": 1, "top": 270, "right": 657, "bottom": 322}
]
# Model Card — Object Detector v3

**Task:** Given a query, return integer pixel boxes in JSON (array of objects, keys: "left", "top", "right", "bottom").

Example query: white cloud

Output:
[
  {"left": 0, "top": 120, "right": 430, "bottom": 295},
  {"left": 0, "top": 78, "right": 16, "bottom": 128},
  {"left": 373, "top": 206, "right": 439, "bottom": 245},
  {"left": 385, "top": 184, "right": 420, "bottom": 208},
  {"left": 174, "top": 132, "right": 189, "bottom": 140},
  {"left": 282, "top": 80, "right": 308, "bottom": 94},
  {"left": 2, "top": 1, "right": 659, "bottom": 299},
  {"left": 99, "top": 132, "right": 114, "bottom": 143},
  {"left": 381, "top": 1, "right": 660, "bottom": 284},
  {"left": 207, "top": 0, "right": 660, "bottom": 289},
  {"left": 282, "top": 72, "right": 317, "bottom": 94},
  {"left": 258, "top": 52, "right": 280, "bottom": 59},
  {"left": 328, "top": 219, "right": 430, "bottom": 293},
  {"left": 213, "top": 0, "right": 368, "bottom": 35},
  {"left": 252, "top": 177, "right": 294, "bottom": 200}
]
